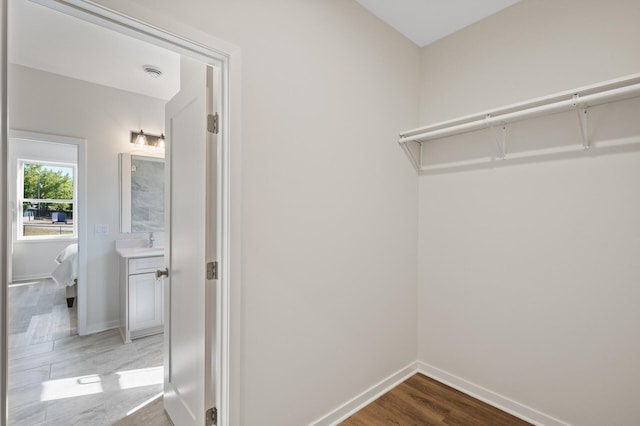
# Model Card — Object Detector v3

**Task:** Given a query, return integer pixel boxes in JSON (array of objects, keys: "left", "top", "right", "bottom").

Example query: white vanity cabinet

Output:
[{"left": 118, "top": 251, "right": 164, "bottom": 343}]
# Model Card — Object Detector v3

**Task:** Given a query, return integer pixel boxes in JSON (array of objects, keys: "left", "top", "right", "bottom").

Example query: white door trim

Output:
[
  {"left": 3, "top": 1, "right": 241, "bottom": 424},
  {"left": 8, "top": 130, "right": 88, "bottom": 334},
  {"left": 1, "top": 1, "right": 8, "bottom": 424}
]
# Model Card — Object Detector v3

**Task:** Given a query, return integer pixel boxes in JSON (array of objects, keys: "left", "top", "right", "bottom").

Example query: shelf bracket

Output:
[
  {"left": 398, "top": 138, "right": 422, "bottom": 172},
  {"left": 485, "top": 115, "right": 507, "bottom": 159},
  {"left": 572, "top": 94, "right": 589, "bottom": 149}
]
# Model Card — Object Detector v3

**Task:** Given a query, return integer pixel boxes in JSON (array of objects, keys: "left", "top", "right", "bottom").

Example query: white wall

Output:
[
  {"left": 419, "top": 0, "right": 640, "bottom": 124},
  {"left": 9, "top": 64, "right": 165, "bottom": 332},
  {"left": 9, "top": 138, "right": 77, "bottom": 281},
  {"left": 417, "top": 1, "right": 640, "bottom": 425},
  {"left": 87, "top": 0, "right": 421, "bottom": 424}
]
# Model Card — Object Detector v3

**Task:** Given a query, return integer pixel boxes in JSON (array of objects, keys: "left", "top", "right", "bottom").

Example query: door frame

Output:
[
  {"left": 1, "top": 1, "right": 241, "bottom": 424},
  {"left": 8, "top": 130, "right": 88, "bottom": 334}
]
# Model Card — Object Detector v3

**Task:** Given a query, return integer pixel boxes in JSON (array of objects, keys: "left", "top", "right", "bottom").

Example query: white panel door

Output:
[{"left": 163, "top": 57, "right": 217, "bottom": 425}]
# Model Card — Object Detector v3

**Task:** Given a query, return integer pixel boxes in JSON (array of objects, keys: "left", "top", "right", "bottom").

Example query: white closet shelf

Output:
[{"left": 399, "top": 73, "right": 640, "bottom": 171}]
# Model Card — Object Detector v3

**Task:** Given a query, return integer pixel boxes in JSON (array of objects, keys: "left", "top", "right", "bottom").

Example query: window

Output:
[{"left": 17, "top": 160, "right": 77, "bottom": 240}]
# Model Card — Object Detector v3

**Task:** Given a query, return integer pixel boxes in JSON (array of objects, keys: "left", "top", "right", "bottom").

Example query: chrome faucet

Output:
[{"left": 149, "top": 232, "right": 155, "bottom": 248}]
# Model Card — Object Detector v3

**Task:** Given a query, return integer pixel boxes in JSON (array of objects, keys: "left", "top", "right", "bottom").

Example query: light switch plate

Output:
[{"left": 94, "top": 224, "right": 109, "bottom": 235}]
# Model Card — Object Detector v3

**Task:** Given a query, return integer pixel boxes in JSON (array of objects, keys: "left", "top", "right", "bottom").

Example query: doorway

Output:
[
  {"left": 3, "top": 0, "right": 236, "bottom": 424},
  {"left": 8, "top": 130, "right": 86, "bottom": 330},
  {"left": 7, "top": 130, "right": 85, "bottom": 341}
]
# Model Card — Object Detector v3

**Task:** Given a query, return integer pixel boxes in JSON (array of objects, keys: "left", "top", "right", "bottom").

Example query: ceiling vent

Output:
[{"left": 142, "top": 65, "right": 163, "bottom": 78}]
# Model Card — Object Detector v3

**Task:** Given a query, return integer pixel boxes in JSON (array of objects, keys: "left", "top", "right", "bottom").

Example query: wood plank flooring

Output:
[
  {"left": 7, "top": 279, "right": 171, "bottom": 425},
  {"left": 341, "top": 374, "right": 531, "bottom": 426}
]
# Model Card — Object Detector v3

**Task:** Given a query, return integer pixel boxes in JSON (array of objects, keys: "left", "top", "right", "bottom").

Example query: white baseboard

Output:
[
  {"left": 310, "top": 362, "right": 419, "bottom": 426},
  {"left": 82, "top": 320, "right": 121, "bottom": 336},
  {"left": 311, "top": 360, "right": 568, "bottom": 426},
  {"left": 417, "top": 361, "right": 569, "bottom": 426}
]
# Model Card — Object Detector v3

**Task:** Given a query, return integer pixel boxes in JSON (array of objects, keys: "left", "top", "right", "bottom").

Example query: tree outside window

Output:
[{"left": 19, "top": 161, "right": 76, "bottom": 239}]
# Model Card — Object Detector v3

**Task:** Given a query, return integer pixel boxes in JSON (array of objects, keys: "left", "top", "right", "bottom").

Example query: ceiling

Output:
[
  {"left": 355, "top": 0, "right": 520, "bottom": 47},
  {"left": 9, "top": 0, "right": 180, "bottom": 101},
  {"left": 8, "top": 0, "right": 519, "bottom": 99}
]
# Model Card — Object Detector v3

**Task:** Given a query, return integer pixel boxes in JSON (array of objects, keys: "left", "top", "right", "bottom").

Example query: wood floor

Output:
[
  {"left": 7, "top": 279, "right": 171, "bottom": 425},
  {"left": 341, "top": 374, "right": 531, "bottom": 426}
]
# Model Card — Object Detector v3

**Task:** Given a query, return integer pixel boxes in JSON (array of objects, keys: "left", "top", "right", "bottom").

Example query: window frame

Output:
[{"left": 16, "top": 158, "right": 78, "bottom": 241}]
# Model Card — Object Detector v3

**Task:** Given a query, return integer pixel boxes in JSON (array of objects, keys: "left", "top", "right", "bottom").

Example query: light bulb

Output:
[{"left": 136, "top": 130, "right": 147, "bottom": 145}]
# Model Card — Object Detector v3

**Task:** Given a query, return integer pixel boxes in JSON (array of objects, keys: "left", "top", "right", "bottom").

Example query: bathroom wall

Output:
[{"left": 9, "top": 63, "right": 165, "bottom": 333}]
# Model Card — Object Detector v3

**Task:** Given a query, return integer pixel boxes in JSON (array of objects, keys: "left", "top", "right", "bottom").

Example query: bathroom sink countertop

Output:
[{"left": 116, "top": 247, "right": 165, "bottom": 258}]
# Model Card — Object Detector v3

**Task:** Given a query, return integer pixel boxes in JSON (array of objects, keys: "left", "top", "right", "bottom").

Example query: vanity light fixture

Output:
[
  {"left": 130, "top": 129, "right": 165, "bottom": 149},
  {"left": 134, "top": 129, "right": 147, "bottom": 145}
]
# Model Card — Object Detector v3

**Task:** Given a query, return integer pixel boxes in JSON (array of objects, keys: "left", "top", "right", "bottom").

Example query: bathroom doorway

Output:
[{"left": 4, "top": 0, "right": 235, "bottom": 423}]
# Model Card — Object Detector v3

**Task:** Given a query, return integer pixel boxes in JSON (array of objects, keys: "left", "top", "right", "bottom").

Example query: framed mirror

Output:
[{"left": 120, "top": 153, "right": 165, "bottom": 233}]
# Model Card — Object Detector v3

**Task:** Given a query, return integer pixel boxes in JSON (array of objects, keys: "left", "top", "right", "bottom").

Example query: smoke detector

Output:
[{"left": 142, "top": 65, "right": 163, "bottom": 78}]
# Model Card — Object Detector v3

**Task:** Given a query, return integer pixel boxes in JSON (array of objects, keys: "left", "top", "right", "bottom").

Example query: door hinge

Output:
[
  {"left": 207, "top": 113, "right": 219, "bottom": 134},
  {"left": 206, "top": 407, "right": 217, "bottom": 426},
  {"left": 206, "top": 261, "right": 218, "bottom": 280}
]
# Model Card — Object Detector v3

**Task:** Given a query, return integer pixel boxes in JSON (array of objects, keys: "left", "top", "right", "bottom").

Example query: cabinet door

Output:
[{"left": 129, "top": 272, "right": 163, "bottom": 331}]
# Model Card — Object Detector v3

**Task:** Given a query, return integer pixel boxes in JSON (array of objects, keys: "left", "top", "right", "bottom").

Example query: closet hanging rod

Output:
[{"left": 399, "top": 74, "right": 640, "bottom": 145}]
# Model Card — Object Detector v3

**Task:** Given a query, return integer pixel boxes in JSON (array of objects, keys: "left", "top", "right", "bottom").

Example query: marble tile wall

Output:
[{"left": 130, "top": 156, "right": 164, "bottom": 233}]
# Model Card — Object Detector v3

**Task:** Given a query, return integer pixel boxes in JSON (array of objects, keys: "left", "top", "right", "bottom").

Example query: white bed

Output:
[{"left": 52, "top": 243, "right": 78, "bottom": 307}]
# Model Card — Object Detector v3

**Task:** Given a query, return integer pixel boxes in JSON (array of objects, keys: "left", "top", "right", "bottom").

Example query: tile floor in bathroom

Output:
[{"left": 7, "top": 279, "right": 170, "bottom": 425}]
